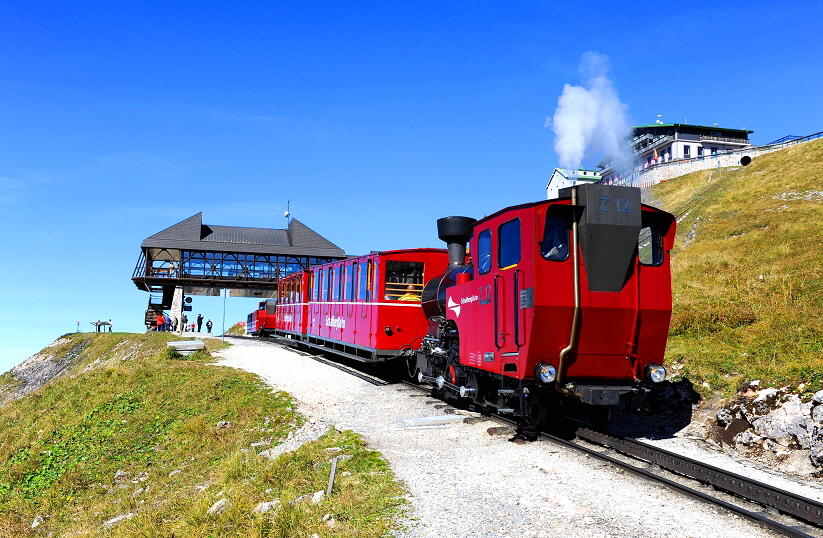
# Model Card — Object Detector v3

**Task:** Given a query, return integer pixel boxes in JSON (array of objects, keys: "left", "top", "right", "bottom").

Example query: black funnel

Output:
[{"left": 437, "top": 216, "right": 476, "bottom": 266}]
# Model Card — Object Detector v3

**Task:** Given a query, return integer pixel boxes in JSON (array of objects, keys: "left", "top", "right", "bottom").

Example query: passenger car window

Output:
[
  {"left": 358, "top": 261, "right": 369, "bottom": 301},
  {"left": 498, "top": 219, "right": 521, "bottom": 269},
  {"left": 384, "top": 261, "right": 424, "bottom": 301},
  {"left": 540, "top": 216, "right": 569, "bottom": 261},
  {"left": 638, "top": 226, "right": 664, "bottom": 266},
  {"left": 331, "top": 267, "right": 340, "bottom": 301},
  {"left": 477, "top": 230, "right": 492, "bottom": 274}
]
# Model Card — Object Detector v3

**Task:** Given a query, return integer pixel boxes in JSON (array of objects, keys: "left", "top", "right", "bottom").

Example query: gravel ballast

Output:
[{"left": 217, "top": 338, "right": 806, "bottom": 537}]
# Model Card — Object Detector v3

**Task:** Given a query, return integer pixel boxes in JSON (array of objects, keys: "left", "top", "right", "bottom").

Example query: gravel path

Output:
[{"left": 217, "top": 338, "right": 784, "bottom": 537}]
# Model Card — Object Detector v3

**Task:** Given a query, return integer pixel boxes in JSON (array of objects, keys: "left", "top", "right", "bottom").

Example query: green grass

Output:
[
  {"left": 0, "top": 371, "right": 22, "bottom": 392},
  {"left": 652, "top": 139, "right": 823, "bottom": 398},
  {"left": 0, "top": 332, "right": 405, "bottom": 536},
  {"left": 225, "top": 323, "right": 246, "bottom": 336}
]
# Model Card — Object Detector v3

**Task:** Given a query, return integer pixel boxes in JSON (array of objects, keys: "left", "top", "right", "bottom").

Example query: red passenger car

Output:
[
  {"left": 276, "top": 271, "right": 310, "bottom": 338},
  {"left": 271, "top": 249, "right": 450, "bottom": 362},
  {"left": 417, "top": 184, "right": 676, "bottom": 429}
]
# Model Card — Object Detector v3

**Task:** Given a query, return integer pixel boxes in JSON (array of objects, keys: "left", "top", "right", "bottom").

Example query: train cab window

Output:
[
  {"left": 638, "top": 225, "right": 664, "bottom": 266},
  {"left": 477, "top": 230, "right": 492, "bottom": 275},
  {"left": 266, "top": 299, "right": 277, "bottom": 315},
  {"left": 358, "top": 261, "right": 369, "bottom": 301},
  {"left": 498, "top": 219, "right": 521, "bottom": 269},
  {"left": 384, "top": 261, "right": 424, "bottom": 300},
  {"left": 540, "top": 216, "right": 570, "bottom": 261}
]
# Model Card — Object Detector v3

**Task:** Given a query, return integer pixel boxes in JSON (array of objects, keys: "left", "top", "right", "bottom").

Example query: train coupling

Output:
[
  {"left": 566, "top": 384, "right": 638, "bottom": 406},
  {"left": 416, "top": 372, "right": 464, "bottom": 394}
]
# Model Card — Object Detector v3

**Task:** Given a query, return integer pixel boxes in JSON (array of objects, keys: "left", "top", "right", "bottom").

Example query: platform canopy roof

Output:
[{"left": 141, "top": 213, "right": 345, "bottom": 258}]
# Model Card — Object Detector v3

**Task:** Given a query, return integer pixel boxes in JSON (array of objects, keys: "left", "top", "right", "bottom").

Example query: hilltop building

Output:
[
  {"left": 599, "top": 123, "right": 753, "bottom": 184},
  {"left": 546, "top": 168, "right": 602, "bottom": 199}
]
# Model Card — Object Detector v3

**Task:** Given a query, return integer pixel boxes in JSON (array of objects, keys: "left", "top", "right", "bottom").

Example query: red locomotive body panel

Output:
[{"left": 446, "top": 194, "right": 675, "bottom": 388}]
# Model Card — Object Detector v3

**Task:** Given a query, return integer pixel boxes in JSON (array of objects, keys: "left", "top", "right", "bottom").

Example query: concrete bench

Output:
[{"left": 166, "top": 340, "right": 206, "bottom": 356}]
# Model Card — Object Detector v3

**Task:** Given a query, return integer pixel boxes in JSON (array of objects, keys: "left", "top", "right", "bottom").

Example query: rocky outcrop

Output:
[
  {"left": 0, "top": 336, "right": 90, "bottom": 407},
  {"left": 714, "top": 382, "right": 823, "bottom": 469}
]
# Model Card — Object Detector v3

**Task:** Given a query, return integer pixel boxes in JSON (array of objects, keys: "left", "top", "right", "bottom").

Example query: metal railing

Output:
[
  {"left": 631, "top": 135, "right": 673, "bottom": 157},
  {"left": 699, "top": 135, "right": 750, "bottom": 144}
]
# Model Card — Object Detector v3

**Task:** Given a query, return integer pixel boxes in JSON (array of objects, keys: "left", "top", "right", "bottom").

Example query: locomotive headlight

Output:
[
  {"left": 535, "top": 363, "right": 557, "bottom": 384},
  {"left": 646, "top": 364, "right": 667, "bottom": 383}
]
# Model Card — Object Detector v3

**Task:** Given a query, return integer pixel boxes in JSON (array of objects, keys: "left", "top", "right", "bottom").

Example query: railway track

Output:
[
  {"left": 239, "top": 336, "right": 823, "bottom": 537},
  {"left": 492, "top": 413, "right": 823, "bottom": 538}
]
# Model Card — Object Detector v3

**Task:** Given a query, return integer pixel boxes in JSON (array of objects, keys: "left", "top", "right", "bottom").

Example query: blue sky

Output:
[{"left": 2, "top": 1, "right": 822, "bottom": 373}]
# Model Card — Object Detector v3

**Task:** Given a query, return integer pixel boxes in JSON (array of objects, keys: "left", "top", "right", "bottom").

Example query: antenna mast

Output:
[{"left": 284, "top": 193, "right": 291, "bottom": 226}]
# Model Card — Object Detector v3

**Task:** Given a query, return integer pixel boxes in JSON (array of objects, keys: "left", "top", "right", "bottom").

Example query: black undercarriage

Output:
[{"left": 414, "top": 319, "right": 645, "bottom": 432}]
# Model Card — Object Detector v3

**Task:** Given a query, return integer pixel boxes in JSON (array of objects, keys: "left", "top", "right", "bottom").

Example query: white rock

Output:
[
  {"left": 311, "top": 490, "right": 325, "bottom": 503},
  {"left": 31, "top": 515, "right": 44, "bottom": 529},
  {"left": 252, "top": 500, "right": 281, "bottom": 514},
  {"left": 207, "top": 498, "right": 228, "bottom": 515},
  {"left": 103, "top": 513, "right": 135, "bottom": 528}
]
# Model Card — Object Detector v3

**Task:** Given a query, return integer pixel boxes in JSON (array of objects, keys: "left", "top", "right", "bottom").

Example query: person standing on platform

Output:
[
  {"left": 181, "top": 314, "right": 188, "bottom": 333},
  {"left": 197, "top": 313, "right": 203, "bottom": 333},
  {"left": 156, "top": 313, "right": 165, "bottom": 332},
  {"left": 206, "top": 319, "right": 213, "bottom": 334},
  {"left": 108, "top": 319, "right": 112, "bottom": 332}
]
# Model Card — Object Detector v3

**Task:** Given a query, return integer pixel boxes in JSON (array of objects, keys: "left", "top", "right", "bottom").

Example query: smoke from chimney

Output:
[{"left": 547, "top": 52, "right": 630, "bottom": 170}]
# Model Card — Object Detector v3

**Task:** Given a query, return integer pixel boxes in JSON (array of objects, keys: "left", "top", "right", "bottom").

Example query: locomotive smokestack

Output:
[{"left": 437, "top": 216, "right": 476, "bottom": 267}]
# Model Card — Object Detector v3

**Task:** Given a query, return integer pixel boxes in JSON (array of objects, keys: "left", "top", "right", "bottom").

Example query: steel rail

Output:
[
  {"left": 573, "top": 423, "right": 823, "bottom": 529},
  {"left": 482, "top": 413, "right": 817, "bottom": 538}
]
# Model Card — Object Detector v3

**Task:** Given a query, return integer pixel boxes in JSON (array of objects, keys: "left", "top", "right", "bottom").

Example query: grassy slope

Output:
[
  {"left": 0, "top": 333, "right": 404, "bottom": 537},
  {"left": 650, "top": 139, "right": 823, "bottom": 397}
]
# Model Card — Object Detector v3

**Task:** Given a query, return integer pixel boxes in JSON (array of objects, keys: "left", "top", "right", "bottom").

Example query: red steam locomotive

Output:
[{"left": 249, "top": 184, "right": 676, "bottom": 429}]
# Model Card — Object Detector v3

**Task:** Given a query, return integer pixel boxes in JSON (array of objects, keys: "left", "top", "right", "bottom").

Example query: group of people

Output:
[{"left": 154, "top": 312, "right": 213, "bottom": 334}]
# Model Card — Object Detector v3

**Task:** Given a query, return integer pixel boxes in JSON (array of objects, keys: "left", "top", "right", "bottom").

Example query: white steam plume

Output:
[{"left": 547, "top": 52, "right": 630, "bottom": 170}]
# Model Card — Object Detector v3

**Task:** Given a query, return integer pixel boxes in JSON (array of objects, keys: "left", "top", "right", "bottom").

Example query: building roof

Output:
[
  {"left": 633, "top": 123, "right": 753, "bottom": 134},
  {"left": 547, "top": 167, "right": 602, "bottom": 187},
  {"left": 141, "top": 213, "right": 346, "bottom": 258}
]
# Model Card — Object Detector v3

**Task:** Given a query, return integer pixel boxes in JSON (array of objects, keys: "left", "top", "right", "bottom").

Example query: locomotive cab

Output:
[{"left": 417, "top": 184, "right": 676, "bottom": 430}]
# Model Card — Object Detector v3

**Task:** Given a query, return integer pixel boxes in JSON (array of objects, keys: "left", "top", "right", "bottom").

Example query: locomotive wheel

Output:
[
  {"left": 523, "top": 389, "right": 548, "bottom": 431},
  {"left": 589, "top": 406, "right": 613, "bottom": 430}
]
